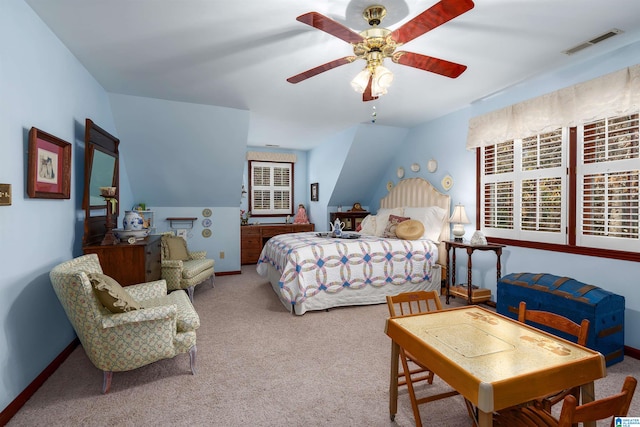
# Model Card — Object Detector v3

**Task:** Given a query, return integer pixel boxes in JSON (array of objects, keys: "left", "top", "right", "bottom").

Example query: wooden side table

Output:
[{"left": 444, "top": 240, "right": 506, "bottom": 305}]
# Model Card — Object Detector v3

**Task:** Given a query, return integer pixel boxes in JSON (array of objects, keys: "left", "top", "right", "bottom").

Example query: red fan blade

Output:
[
  {"left": 390, "top": 0, "right": 474, "bottom": 45},
  {"left": 392, "top": 51, "right": 467, "bottom": 78},
  {"left": 362, "top": 75, "right": 379, "bottom": 102},
  {"left": 287, "top": 56, "right": 357, "bottom": 84},
  {"left": 297, "top": 12, "right": 364, "bottom": 44}
]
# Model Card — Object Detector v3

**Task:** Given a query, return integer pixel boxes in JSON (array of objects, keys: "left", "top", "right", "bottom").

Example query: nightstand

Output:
[{"left": 444, "top": 240, "right": 506, "bottom": 305}]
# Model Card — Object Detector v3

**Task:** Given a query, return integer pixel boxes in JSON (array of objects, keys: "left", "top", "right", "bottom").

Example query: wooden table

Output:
[
  {"left": 385, "top": 306, "right": 606, "bottom": 427},
  {"left": 444, "top": 240, "right": 506, "bottom": 304}
]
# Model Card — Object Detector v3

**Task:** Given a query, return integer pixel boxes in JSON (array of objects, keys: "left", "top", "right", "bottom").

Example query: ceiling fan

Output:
[{"left": 287, "top": 0, "right": 475, "bottom": 101}]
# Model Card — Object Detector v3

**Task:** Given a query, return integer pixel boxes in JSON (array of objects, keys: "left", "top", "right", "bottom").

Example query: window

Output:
[
  {"left": 478, "top": 112, "right": 639, "bottom": 259},
  {"left": 481, "top": 129, "right": 567, "bottom": 245},
  {"left": 248, "top": 160, "right": 294, "bottom": 216},
  {"left": 577, "top": 114, "right": 639, "bottom": 252}
]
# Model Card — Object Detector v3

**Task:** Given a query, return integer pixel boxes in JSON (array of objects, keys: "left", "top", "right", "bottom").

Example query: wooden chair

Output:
[
  {"left": 494, "top": 375, "right": 637, "bottom": 427},
  {"left": 518, "top": 301, "right": 590, "bottom": 412},
  {"left": 386, "top": 291, "right": 460, "bottom": 427}
]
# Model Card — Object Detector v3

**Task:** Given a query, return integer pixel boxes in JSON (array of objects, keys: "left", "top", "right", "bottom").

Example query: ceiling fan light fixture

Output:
[
  {"left": 374, "top": 65, "right": 393, "bottom": 89},
  {"left": 350, "top": 69, "right": 371, "bottom": 93},
  {"left": 370, "top": 65, "right": 393, "bottom": 97}
]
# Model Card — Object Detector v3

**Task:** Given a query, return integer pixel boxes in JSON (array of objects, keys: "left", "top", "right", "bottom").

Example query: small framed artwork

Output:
[
  {"left": 311, "top": 182, "right": 319, "bottom": 202},
  {"left": 27, "top": 127, "right": 71, "bottom": 199}
]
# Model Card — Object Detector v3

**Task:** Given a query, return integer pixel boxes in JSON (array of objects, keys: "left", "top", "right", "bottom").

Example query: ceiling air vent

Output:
[{"left": 563, "top": 29, "right": 623, "bottom": 55}]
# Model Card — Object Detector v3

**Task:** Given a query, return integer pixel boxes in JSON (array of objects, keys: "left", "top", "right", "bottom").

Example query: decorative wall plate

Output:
[
  {"left": 202, "top": 229, "right": 212, "bottom": 238},
  {"left": 202, "top": 218, "right": 212, "bottom": 227},
  {"left": 386, "top": 181, "right": 394, "bottom": 191},
  {"left": 202, "top": 208, "right": 212, "bottom": 217},
  {"left": 410, "top": 163, "right": 420, "bottom": 172},
  {"left": 441, "top": 175, "right": 454, "bottom": 191},
  {"left": 396, "top": 167, "right": 405, "bottom": 179},
  {"left": 427, "top": 159, "right": 438, "bottom": 173}
]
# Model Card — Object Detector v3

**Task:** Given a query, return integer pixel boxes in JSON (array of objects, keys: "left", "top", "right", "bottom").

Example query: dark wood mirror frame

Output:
[{"left": 82, "top": 118, "right": 120, "bottom": 246}]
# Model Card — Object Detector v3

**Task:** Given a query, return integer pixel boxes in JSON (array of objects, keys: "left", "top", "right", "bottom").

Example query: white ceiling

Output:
[{"left": 24, "top": 0, "right": 640, "bottom": 150}]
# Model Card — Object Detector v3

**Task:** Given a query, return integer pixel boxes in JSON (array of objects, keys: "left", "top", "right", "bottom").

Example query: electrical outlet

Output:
[{"left": 219, "top": 251, "right": 225, "bottom": 259}]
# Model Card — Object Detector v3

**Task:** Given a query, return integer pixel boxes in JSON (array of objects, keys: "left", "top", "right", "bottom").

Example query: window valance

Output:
[
  {"left": 246, "top": 151, "right": 297, "bottom": 163},
  {"left": 467, "top": 63, "right": 640, "bottom": 149}
]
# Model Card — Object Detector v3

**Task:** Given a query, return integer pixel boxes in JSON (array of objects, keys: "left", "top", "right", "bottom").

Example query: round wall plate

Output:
[
  {"left": 396, "top": 167, "right": 405, "bottom": 179},
  {"left": 202, "top": 218, "right": 212, "bottom": 227},
  {"left": 386, "top": 181, "right": 394, "bottom": 191},
  {"left": 202, "top": 208, "right": 212, "bottom": 217},
  {"left": 441, "top": 175, "right": 454, "bottom": 191},
  {"left": 410, "top": 163, "right": 420, "bottom": 172},
  {"left": 427, "top": 159, "right": 438, "bottom": 173},
  {"left": 202, "top": 229, "right": 212, "bottom": 238}
]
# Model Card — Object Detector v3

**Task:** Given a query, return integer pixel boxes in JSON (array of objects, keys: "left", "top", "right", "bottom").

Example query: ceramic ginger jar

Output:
[{"left": 123, "top": 210, "right": 144, "bottom": 231}]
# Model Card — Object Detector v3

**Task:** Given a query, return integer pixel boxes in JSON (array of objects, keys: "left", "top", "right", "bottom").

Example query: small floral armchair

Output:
[
  {"left": 160, "top": 233, "right": 215, "bottom": 302},
  {"left": 50, "top": 254, "right": 200, "bottom": 393}
]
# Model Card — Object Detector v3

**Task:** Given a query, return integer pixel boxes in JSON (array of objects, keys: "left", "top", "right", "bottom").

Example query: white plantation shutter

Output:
[
  {"left": 519, "top": 130, "right": 566, "bottom": 243},
  {"left": 577, "top": 113, "right": 639, "bottom": 251},
  {"left": 249, "top": 161, "right": 293, "bottom": 215},
  {"left": 482, "top": 141, "right": 515, "bottom": 236},
  {"left": 481, "top": 129, "right": 566, "bottom": 244}
]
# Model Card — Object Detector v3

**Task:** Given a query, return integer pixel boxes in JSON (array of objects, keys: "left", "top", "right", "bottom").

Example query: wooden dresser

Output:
[
  {"left": 241, "top": 223, "right": 315, "bottom": 265},
  {"left": 83, "top": 235, "right": 162, "bottom": 286}
]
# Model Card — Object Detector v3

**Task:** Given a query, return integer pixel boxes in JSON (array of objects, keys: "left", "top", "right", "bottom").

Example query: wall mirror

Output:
[
  {"left": 83, "top": 119, "right": 120, "bottom": 246},
  {"left": 88, "top": 147, "right": 117, "bottom": 208}
]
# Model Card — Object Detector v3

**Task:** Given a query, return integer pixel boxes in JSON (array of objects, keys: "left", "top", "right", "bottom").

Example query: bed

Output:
[{"left": 256, "top": 178, "right": 451, "bottom": 315}]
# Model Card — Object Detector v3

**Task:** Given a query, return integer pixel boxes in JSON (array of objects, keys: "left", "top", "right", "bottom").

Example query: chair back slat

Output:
[
  {"left": 387, "top": 290, "right": 442, "bottom": 318},
  {"left": 518, "top": 301, "right": 589, "bottom": 346},
  {"left": 557, "top": 376, "right": 637, "bottom": 427}
]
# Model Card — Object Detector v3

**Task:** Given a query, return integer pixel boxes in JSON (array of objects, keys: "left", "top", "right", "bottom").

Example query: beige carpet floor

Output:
[{"left": 7, "top": 265, "right": 640, "bottom": 426}]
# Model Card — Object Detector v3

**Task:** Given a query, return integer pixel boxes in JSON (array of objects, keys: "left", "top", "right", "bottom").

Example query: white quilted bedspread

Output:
[{"left": 256, "top": 232, "right": 438, "bottom": 307}]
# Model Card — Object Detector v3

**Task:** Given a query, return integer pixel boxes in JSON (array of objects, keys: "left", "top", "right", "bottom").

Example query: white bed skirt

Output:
[{"left": 263, "top": 263, "right": 442, "bottom": 315}]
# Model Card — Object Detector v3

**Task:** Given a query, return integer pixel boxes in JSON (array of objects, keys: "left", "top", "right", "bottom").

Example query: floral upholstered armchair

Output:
[
  {"left": 160, "top": 233, "right": 215, "bottom": 302},
  {"left": 50, "top": 254, "right": 200, "bottom": 393}
]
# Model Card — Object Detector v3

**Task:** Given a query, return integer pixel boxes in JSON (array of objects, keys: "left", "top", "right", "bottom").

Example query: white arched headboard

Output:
[{"left": 380, "top": 177, "right": 450, "bottom": 265}]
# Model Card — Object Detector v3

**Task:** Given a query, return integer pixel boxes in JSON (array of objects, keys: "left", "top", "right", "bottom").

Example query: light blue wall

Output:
[
  {"left": 151, "top": 207, "right": 239, "bottom": 272},
  {"left": 108, "top": 93, "right": 250, "bottom": 208},
  {"left": 240, "top": 147, "right": 309, "bottom": 225},
  {"left": 369, "top": 42, "right": 640, "bottom": 348},
  {"left": 0, "top": 0, "right": 125, "bottom": 412},
  {"left": 308, "top": 127, "right": 358, "bottom": 231}
]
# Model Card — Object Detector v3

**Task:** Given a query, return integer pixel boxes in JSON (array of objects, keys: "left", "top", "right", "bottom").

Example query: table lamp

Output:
[{"left": 449, "top": 204, "right": 470, "bottom": 242}]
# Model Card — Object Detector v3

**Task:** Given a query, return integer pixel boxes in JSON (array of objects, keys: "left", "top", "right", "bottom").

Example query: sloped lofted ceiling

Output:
[
  {"left": 24, "top": 0, "right": 640, "bottom": 150},
  {"left": 329, "top": 124, "right": 409, "bottom": 208},
  {"left": 109, "top": 94, "right": 250, "bottom": 207}
]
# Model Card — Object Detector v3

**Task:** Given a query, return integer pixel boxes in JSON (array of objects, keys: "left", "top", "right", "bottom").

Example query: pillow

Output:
[
  {"left": 383, "top": 214, "right": 411, "bottom": 238},
  {"left": 396, "top": 220, "right": 426, "bottom": 240},
  {"left": 374, "top": 207, "right": 404, "bottom": 237},
  {"left": 359, "top": 214, "right": 377, "bottom": 236},
  {"left": 88, "top": 273, "right": 141, "bottom": 313},
  {"left": 403, "top": 206, "right": 448, "bottom": 242},
  {"left": 164, "top": 235, "right": 189, "bottom": 260}
]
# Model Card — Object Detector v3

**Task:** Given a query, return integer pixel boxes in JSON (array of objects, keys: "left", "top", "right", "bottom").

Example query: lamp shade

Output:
[
  {"left": 449, "top": 204, "right": 470, "bottom": 224},
  {"left": 350, "top": 69, "right": 371, "bottom": 93},
  {"left": 371, "top": 65, "right": 393, "bottom": 97}
]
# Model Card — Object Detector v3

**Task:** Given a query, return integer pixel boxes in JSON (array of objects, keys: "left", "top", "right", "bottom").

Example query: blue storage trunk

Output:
[{"left": 497, "top": 272, "right": 625, "bottom": 366}]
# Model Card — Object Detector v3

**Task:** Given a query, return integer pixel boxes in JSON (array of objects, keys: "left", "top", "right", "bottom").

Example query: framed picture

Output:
[
  {"left": 311, "top": 182, "right": 319, "bottom": 202},
  {"left": 27, "top": 127, "right": 71, "bottom": 199}
]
